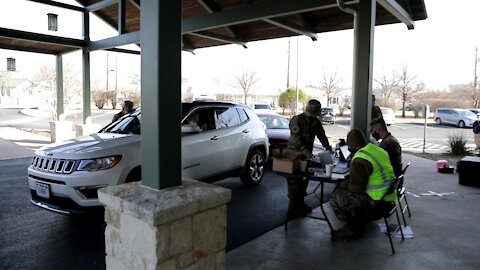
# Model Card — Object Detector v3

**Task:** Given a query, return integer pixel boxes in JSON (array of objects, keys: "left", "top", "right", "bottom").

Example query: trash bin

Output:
[{"left": 458, "top": 156, "right": 480, "bottom": 186}]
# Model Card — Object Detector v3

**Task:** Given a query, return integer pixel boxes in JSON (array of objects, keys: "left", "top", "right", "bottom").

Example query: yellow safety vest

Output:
[{"left": 352, "top": 143, "right": 396, "bottom": 201}]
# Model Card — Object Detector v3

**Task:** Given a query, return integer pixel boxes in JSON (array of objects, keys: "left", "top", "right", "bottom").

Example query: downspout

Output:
[
  {"left": 336, "top": 0, "right": 357, "bottom": 16},
  {"left": 336, "top": 0, "right": 358, "bottom": 130}
]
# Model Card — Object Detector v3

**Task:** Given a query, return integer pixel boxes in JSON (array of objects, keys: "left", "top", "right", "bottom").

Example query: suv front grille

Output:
[{"left": 31, "top": 156, "right": 76, "bottom": 174}]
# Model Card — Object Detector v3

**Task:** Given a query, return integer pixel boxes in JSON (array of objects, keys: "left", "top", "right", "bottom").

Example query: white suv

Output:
[{"left": 28, "top": 101, "right": 269, "bottom": 214}]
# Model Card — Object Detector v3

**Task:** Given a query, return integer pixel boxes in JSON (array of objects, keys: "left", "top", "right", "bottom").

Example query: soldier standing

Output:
[{"left": 287, "top": 99, "right": 332, "bottom": 216}]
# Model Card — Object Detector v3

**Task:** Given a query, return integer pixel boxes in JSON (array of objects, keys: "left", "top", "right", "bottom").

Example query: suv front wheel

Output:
[{"left": 240, "top": 149, "right": 265, "bottom": 186}]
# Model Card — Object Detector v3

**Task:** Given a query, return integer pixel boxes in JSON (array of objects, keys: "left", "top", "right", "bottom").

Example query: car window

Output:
[
  {"left": 182, "top": 108, "right": 216, "bottom": 132},
  {"left": 237, "top": 108, "right": 249, "bottom": 123},
  {"left": 215, "top": 107, "right": 241, "bottom": 128},
  {"left": 452, "top": 111, "right": 459, "bottom": 116},
  {"left": 254, "top": 104, "right": 270, "bottom": 110},
  {"left": 258, "top": 115, "right": 289, "bottom": 129}
]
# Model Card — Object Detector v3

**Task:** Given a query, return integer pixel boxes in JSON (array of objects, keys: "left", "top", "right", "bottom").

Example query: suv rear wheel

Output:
[
  {"left": 436, "top": 118, "right": 442, "bottom": 125},
  {"left": 458, "top": 120, "right": 465, "bottom": 128},
  {"left": 240, "top": 149, "right": 265, "bottom": 186}
]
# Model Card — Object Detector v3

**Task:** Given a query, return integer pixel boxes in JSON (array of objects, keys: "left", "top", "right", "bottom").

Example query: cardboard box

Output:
[
  {"left": 271, "top": 149, "right": 306, "bottom": 174},
  {"left": 273, "top": 158, "right": 300, "bottom": 174}
]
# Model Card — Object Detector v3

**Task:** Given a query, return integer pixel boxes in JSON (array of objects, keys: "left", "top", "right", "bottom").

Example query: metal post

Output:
[
  {"left": 82, "top": 11, "right": 90, "bottom": 124},
  {"left": 55, "top": 54, "right": 63, "bottom": 120},
  {"left": 140, "top": 0, "right": 182, "bottom": 189},
  {"left": 423, "top": 104, "right": 430, "bottom": 153},
  {"left": 351, "top": 0, "right": 376, "bottom": 139},
  {"left": 118, "top": 0, "right": 126, "bottom": 34},
  {"left": 82, "top": 49, "right": 91, "bottom": 123},
  {"left": 83, "top": 11, "right": 89, "bottom": 41}
]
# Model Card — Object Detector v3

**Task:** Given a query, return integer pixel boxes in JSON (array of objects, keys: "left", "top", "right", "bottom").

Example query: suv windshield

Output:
[
  {"left": 101, "top": 109, "right": 141, "bottom": 134},
  {"left": 458, "top": 110, "right": 476, "bottom": 117},
  {"left": 322, "top": 108, "right": 333, "bottom": 113}
]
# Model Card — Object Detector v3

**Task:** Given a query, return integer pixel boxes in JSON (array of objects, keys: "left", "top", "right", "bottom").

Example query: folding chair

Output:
[
  {"left": 378, "top": 175, "right": 405, "bottom": 255},
  {"left": 397, "top": 162, "right": 412, "bottom": 226}
]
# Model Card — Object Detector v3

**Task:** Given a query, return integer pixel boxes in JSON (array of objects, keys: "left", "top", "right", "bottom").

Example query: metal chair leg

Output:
[
  {"left": 403, "top": 194, "right": 412, "bottom": 217},
  {"left": 397, "top": 195, "right": 408, "bottom": 227},
  {"left": 395, "top": 208, "right": 405, "bottom": 240},
  {"left": 384, "top": 216, "right": 395, "bottom": 255}
]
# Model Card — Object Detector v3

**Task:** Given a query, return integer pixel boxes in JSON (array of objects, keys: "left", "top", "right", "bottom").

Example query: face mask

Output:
[
  {"left": 309, "top": 115, "right": 317, "bottom": 121},
  {"left": 372, "top": 132, "right": 381, "bottom": 141},
  {"left": 348, "top": 147, "right": 356, "bottom": 155}
]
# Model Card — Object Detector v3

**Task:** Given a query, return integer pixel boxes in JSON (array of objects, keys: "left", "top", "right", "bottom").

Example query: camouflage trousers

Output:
[{"left": 329, "top": 187, "right": 378, "bottom": 226}]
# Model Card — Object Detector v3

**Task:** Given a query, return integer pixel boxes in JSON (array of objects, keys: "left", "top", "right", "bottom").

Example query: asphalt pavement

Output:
[
  {"left": 323, "top": 119, "right": 476, "bottom": 152},
  {"left": 0, "top": 146, "right": 330, "bottom": 269},
  {"left": 0, "top": 108, "right": 117, "bottom": 131}
]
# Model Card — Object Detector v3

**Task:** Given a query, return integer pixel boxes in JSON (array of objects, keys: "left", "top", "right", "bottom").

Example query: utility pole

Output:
[
  {"left": 287, "top": 37, "right": 291, "bottom": 89},
  {"left": 295, "top": 37, "right": 299, "bottom": 115},
  {"left": 106, "top": 53, "right": 109, "bottom": 94},
  {"left": 114, "top": 56, "right": 118, "bottom": 104},
  {"left": 474, "top": 47, "right": 479, "bottom": 108}
]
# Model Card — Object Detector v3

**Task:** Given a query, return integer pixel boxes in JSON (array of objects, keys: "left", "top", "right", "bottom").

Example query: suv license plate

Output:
[{"left": 36, "top": 182, "right": 50, "bottom": 199}]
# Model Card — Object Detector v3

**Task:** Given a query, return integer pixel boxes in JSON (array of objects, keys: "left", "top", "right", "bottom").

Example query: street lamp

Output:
[
  {"left": 47, "top": 13, "right": 58, "bottom": 31},
  {"left": 7, "top": 57, "right": 15, "bottom": 71}
]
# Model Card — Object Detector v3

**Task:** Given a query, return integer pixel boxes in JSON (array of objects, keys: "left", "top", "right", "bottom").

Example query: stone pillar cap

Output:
[{"left": 98, "top": 179, "right": 231, "bottom": 227}]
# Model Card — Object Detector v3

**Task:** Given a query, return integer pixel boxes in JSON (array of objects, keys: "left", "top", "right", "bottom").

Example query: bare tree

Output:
[
  {"left": 308, "top": 70, "right": 343, "bottom": 107},
  {"left": 234, "top": 70, "right": 259, "bottom": 104},
  {"left": 374, "top": 71, "right": 399, "bottom": 107},
  {"left": 34, "top": 64, "right": 80, "bottom": 107},
  {"left": 0, "top": 71, "right": 11, "bottom": 96},
  {"left": 396, "top": 65, "right": 422, "bottom": 118}
]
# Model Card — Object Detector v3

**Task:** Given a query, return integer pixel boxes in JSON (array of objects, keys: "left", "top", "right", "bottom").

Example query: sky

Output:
[{"left": 1, "top": 0, "right": 480, "bottom": 97}]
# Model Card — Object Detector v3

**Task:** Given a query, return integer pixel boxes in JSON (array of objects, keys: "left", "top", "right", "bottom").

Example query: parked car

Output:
[
  {"left": 380, "top": 107, "right": 396, "bottom": 126},
  {"left": 250, "top": 102, "right": 275, "bottom": 114},
  {"left": 320, "top": 108, "right": 336, "bottom": 124},
  {"left": 28, "top": 101, "right": 269, "bottom": 214},
  {"left": 257, "top": 112, "right": 290, "bottom": 152},
  {"left": 434, "top": 108, "right": 477, "bottom": 128},
  {"left": 468, "top": 108, "right": 480, "bottom": 119}
]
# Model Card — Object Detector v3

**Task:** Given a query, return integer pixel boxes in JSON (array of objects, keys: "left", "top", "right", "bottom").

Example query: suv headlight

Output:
[{"left": 77, "top": 156, "right": 122, "bottom": 171}]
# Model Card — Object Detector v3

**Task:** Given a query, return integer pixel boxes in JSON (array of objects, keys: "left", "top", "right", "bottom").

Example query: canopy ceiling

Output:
[{"left": 0, "top": 0, "right": 427, "bottom": 55}]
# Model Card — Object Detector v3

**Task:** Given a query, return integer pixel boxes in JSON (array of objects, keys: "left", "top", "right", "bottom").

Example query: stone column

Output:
[{"left": 98, "top": 180, "right": 231, "bottom": 270}]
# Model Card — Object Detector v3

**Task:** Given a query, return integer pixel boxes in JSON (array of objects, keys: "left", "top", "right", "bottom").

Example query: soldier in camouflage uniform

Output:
[
  {"left": 286, "top": 99, "right": 332, "bottom": 216},
  {"left": 370, "top": 118, "right": 403, "bottom": 177}
]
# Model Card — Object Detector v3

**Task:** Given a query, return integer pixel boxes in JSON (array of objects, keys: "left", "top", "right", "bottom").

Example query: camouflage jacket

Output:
[
  {"left": 287, "top": 113, "right": 331, "bottom": 153},
  {"left": 379, "top": 133, "right": 403, "bottom": 178}
]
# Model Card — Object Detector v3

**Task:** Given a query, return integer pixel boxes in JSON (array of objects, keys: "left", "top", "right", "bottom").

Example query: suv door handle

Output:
[
  {"left": 242, "top": 129, "right": 250, "bottom": 133},
  {"left": 210, "top": 136, "right": 220, "bottom": 140}
]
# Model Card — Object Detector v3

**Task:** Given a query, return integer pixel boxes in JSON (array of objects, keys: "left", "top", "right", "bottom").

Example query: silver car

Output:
[{"left": 434, "top": 108, "right": 477, "bottom": 128}]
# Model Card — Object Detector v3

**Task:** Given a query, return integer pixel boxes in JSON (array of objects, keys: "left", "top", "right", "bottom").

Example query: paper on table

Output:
[{"left": 340, "top": 145, "right": 351, "bottom": 159}]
